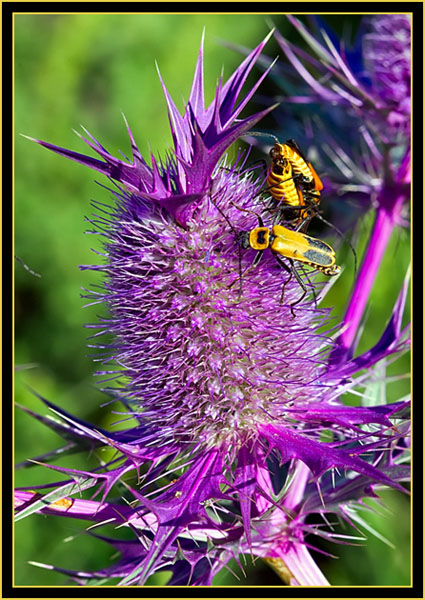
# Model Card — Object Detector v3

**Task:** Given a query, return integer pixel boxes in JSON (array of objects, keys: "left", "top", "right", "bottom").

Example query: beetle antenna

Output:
[
  {"left": 209, "top": 190, "right": 244, "bottom": 294},
  {"left": 229, "top": 200, "right": 265, "bottom": 229},
  {"left": 209, "top": 188, "right": 238, "bottom": 235},
  {"left": 245, "top": 131, "right": 279, "bottom": 144},
  {"left": 315, "top": 213, "right": 358, "bottom": 274}
]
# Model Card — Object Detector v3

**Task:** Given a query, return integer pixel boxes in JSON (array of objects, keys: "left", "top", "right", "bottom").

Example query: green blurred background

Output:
[{"left": 14, "top": 13, "right": 410, "bottom": 587}]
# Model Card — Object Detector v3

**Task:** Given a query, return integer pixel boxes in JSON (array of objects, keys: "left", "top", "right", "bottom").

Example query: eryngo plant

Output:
[{"left": 15, "top": 28, "right": 410, "bottom": 586}]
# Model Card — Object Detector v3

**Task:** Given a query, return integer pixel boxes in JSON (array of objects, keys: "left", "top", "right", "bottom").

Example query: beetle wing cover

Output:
[
  {"left": 272, "top": 225, "right": 335, "bottom": 267},
  {"left": 306, "top": 162, "right": 324, "bottom": 192}
]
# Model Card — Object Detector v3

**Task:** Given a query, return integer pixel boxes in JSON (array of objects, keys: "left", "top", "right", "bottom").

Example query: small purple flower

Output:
[{"left": 15, "top": 29, "right": 410, "bottom": 587}]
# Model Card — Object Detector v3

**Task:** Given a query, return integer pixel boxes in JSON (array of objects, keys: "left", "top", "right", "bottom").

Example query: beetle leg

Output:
[
  {"left": 273, "top": 254, "right": 294, "bottom": 308},
  {"left": 252, "top": 249, "right": 264, "bottom": 268},
  {"left": 287, "top": 259, "right": 308, "bottom": 317},
  {"left": 273, "top": 258, "right": 308, "bottom": 318},
  {"left": 297, "top": 262, "right": 317, "bottom": 307}
]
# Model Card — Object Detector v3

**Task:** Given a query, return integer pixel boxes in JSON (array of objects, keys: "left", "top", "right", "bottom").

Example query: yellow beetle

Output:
[
  {"left": 239, "top": 221, "right": 340, "bottom": 276},
  {"left": 232, "top": 207, "right": 340, "bottom": 316}
]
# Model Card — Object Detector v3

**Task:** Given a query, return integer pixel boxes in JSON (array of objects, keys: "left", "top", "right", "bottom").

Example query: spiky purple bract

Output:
[
  {"left": 29, "top": 31, "right": 278, "bottom": 228},
  {"left": 16, "top": 29, "right": 410, "bottom": 587}
]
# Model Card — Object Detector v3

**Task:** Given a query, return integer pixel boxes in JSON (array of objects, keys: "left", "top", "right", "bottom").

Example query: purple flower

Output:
[
  {"left": 362, "top": 15, "right": 411, "bottom": 119},
  {"left": 249, "top": 15, "right": 411, "bottom": 365},
  {"left": 15, "top": 29, "right": 410, "bottom": 587},
  {"left": 273, "top": 14, "right": 411, "bottom": 138}
]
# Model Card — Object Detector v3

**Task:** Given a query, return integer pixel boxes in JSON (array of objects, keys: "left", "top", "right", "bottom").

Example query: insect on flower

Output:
[
  {"left": 247, "top": 131, "right": 323, "bottom": 226},
  {"left": 266, "top": 151, "right": 306, "bottom": 217},
  {"left": 213, "top": 199, "right": 340, "bottom": 316},
  {"left": 269, "top": 137, "right": 323, "bottom": 200},
  {"left": 247, "top": 132, "right": 357, "bottom": 270}
]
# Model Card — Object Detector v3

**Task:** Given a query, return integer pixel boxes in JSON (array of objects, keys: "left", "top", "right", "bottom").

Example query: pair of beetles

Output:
[{"left": 215, "top": 135, "right": 353, "bottom": 316}]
